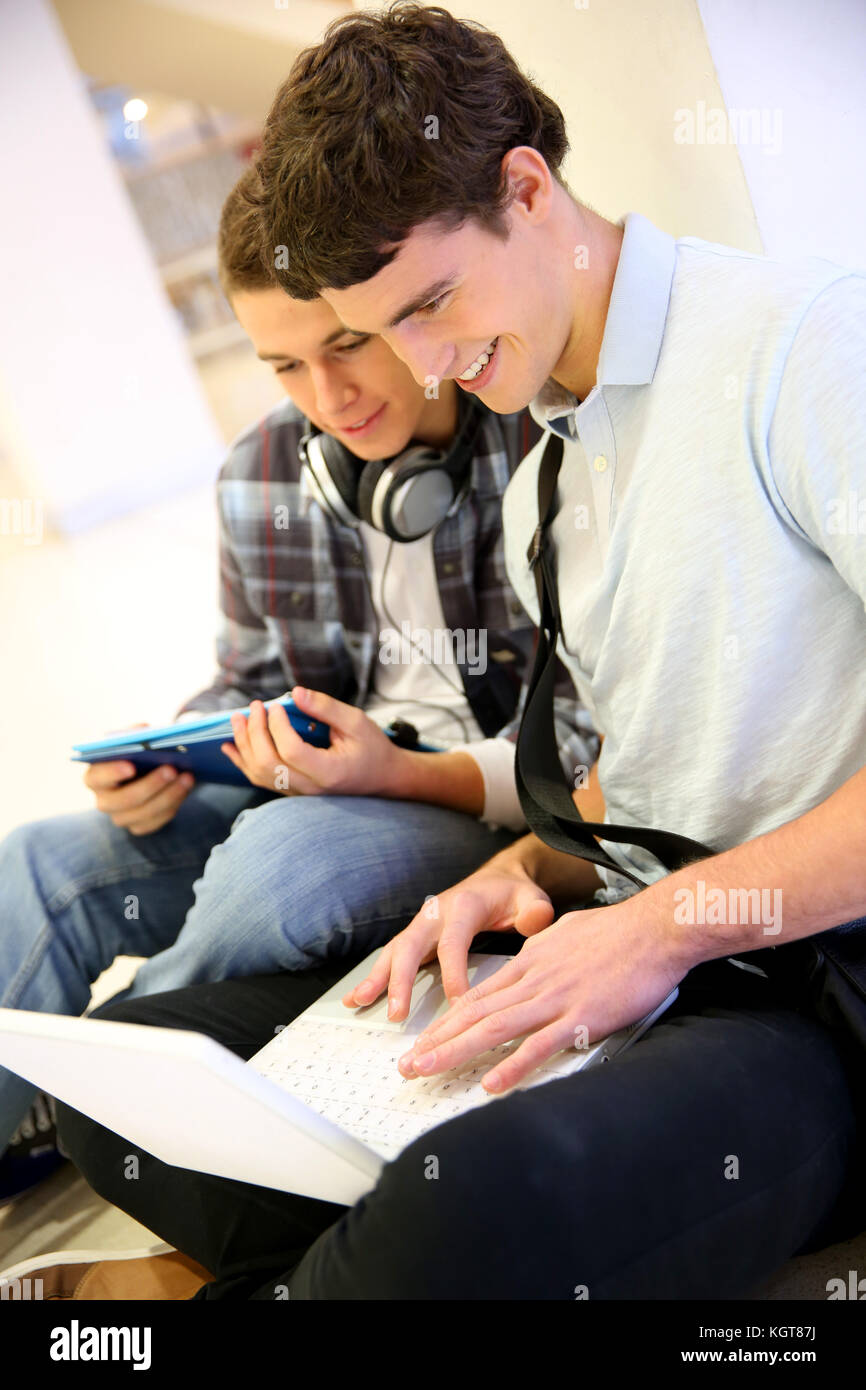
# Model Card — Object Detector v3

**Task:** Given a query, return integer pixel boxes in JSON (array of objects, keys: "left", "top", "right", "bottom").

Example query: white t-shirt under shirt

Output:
[
  {"left": 358, "top": 522, "right": 483, "bottom": 746},
  {"left": 358, "top": 522, "right": 530, "bottom": 831}
]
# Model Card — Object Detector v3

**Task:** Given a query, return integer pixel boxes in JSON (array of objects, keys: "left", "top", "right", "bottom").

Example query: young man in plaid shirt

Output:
[{"left": 0, "top": 169, "right": 598, "bottom": 1204}]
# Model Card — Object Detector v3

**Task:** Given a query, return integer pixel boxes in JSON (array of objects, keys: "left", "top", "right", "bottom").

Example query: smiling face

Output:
[
  {"left": 231, "top": 288, "right": 458, "bottom": 457},
  {"left": 318, "top": 149, "right": 579, "bottom": 415}
]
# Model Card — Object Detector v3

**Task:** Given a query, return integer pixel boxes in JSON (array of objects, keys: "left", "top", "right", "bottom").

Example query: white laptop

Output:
[{"left": 0, "top": 951, "right": 677, "bottom": 1207}]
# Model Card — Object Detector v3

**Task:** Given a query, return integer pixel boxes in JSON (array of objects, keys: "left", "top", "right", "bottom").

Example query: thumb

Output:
[
  {"left": 290, "top": 685, "right": 357, "bottom": 732},
  {"left": 513, "top": 892, "right": 556, "bottom": 938}
]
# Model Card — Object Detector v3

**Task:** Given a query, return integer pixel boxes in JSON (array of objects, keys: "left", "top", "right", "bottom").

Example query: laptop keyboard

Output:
[{"left": 250, "top": 1015, "right": 597, "bottom": 1160}]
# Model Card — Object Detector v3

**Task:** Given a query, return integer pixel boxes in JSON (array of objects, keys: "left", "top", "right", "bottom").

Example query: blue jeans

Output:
[{"left": 0, "top": 783, "right": 514, "bottom": 1152}]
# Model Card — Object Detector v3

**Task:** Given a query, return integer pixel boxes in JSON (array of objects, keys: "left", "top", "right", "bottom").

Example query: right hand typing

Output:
[
  {"left": 82, "top": 723, "right": 195, "bottom": 835},
  {"left": 341, "top": 862, "right": 556, "bottom": 1022}
]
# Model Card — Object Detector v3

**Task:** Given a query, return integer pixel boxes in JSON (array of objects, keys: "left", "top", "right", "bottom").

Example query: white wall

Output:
[
  {"left": 697, "top": 0, "right": 866, "bottom": 268},
  {"left": 453, "top": 0, "right": 865, "bottom": 271},
  {"left": 452, "top": 0, "right": 763, "bottom": 250},
  {"left": 0, "top": 0, "right": 223, "bottom": 534}
]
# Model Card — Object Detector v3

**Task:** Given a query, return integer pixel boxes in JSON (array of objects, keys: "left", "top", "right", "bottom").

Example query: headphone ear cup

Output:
[{"left": 355, "top": 458, "right": 390, "bottom": 528}]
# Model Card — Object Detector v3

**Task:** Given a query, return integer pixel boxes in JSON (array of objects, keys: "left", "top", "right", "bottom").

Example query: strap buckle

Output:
[{"left": 527, "top": 524, "right": 544, "bottom": 570}]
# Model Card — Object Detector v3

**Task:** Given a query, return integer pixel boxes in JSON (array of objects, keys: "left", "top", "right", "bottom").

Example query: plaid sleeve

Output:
[{"left": 174, "top": 480, "right": 296, "bottom": 717}]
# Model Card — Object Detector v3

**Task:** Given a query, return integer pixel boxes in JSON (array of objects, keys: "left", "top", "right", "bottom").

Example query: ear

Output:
[{"left": 500, "top": 146, "right": 555, "bottom": 226}]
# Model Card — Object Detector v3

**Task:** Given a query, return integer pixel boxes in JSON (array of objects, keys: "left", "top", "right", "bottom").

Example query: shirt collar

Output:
[{"left": 529, "top": 211, "right": 677, "bottom": 434}]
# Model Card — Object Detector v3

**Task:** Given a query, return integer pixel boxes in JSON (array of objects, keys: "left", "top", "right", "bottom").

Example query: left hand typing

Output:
[
  {"left": 219, "top": 687, "right": 407, "bottom": 797},
  {"left": 397, "top": 902, "right": 688, "bottom": 1094}
]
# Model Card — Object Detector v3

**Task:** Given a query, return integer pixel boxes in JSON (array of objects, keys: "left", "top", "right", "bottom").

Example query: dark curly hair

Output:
[
  {"left": 252, "top": 2, "right": 569, "bottom": 299},
  {"left": 216, "top": 164, "right": 275, "bottom": 299}
]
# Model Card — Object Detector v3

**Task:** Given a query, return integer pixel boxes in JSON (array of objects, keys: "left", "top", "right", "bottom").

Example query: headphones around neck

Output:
[{"left": 298, "top": 393, "right": 484, "bottom": 542}]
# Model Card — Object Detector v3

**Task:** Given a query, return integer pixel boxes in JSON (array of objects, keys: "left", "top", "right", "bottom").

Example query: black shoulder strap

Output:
[{"left": 514, "top": 432, "right": 716, "bottom": 890}]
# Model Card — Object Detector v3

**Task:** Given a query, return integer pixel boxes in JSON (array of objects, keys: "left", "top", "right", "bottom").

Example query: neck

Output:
[
  {"left": 551, "top": 200, "right": 625, "bottom": 402},
  {"left": 413, "top": 379, "right": 460, "bottom": 450}
]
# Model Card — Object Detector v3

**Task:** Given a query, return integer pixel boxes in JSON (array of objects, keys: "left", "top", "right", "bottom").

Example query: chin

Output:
[
  {"left": 344, "top": 432, "right": 409, "bottom": 460},
  {"left": 479, "top": 381, "right": 535, "bottom": 415}
]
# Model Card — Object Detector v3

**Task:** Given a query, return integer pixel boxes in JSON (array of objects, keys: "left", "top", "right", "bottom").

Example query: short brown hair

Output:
[
  {"left": 217, "top": 164, "right": 276, "bottom": 299},
  {"left": 254, "top": 2, "right": 569, "bottom": 299}
]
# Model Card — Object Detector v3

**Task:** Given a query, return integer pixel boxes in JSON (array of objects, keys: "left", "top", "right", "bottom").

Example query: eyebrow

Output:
[
  {"left": 256, "top": 327, "right": 369, "bottom": 362},
  {"left": 381, "top": 277, "right": 458, "bottom": 330}
]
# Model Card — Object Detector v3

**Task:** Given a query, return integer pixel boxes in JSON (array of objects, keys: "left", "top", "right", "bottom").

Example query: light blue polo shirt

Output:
[{"left": 503, "top": 212, "right": 866, "bottom": 896}]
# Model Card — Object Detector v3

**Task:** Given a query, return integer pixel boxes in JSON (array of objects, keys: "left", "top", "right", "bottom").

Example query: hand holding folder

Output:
[{"left": 72, "top": 695, "right": 331, "bottom": 789}]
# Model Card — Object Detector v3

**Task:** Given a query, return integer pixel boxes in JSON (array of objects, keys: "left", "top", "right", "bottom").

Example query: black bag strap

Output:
[{"left": 514, "top": 432, "right": 717, "bottom": 890}]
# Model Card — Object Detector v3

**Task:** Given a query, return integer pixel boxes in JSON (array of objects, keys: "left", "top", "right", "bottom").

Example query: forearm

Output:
[
  {"left": 393, "top": 738, "right": 602, "bottom": 827},
  {"left": 392, "top": 748, "right": 486, "bottom": 816},
  {"left": 629, "top": 762, "right": 866, "bottom": 971}
]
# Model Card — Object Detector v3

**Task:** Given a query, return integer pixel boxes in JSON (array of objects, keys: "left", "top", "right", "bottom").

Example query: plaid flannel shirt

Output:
[{"left": 177, "top": 396, "right": 599, "bottom": 783}]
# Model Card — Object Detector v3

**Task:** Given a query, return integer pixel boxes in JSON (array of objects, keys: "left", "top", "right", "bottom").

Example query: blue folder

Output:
[{"left": 71, "top": 696, "right": 331, "bottom": 789}]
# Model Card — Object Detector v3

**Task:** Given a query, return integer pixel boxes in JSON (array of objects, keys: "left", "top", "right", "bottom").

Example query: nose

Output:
[
  {"left": 386, "top": 325, "right": 452, "bottom": 390},
  {"left": 309, "top": 363, "right": 356, "bottom": 419}
]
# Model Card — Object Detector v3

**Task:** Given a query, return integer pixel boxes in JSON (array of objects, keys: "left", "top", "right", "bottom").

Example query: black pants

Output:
[{"left": 56, "top": 937, "right": 866, "bottom": 1300}]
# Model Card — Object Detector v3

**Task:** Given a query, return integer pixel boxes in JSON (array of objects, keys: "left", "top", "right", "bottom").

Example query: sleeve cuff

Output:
[{"left": 461, "top": 737, "right": 527, "bottom": 831}]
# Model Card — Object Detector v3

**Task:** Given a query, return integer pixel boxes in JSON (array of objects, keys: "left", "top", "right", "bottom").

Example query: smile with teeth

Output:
[
  {"left": 457, "top": 337, "right": 498, "bottom": 381},
  {"left": 344, "top": 404, "right": 383, "bottom": 430}
]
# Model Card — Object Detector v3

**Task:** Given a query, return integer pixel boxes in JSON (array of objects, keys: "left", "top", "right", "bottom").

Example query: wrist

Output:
[
  {"left": 617, "top": 876, "right": 709, "bottom": 975},
  {"left": 379, "top": 747, "right": 485, "bottom": 817},
  {"left": 378, "top": 743, "right": 416, "bottom": 798}
]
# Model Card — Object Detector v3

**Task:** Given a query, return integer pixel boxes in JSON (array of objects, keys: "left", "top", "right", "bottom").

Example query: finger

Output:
[
  {"left": 83, "top": 759, "right": 139, "bottom": 790},
  {"left": 411, "top": 960, "right": 526, "bottom": 1051},
  {"left": 438, "top": 951, "right": 524, "bottom": 1008},
  {"left": 383, "top": 928, "right": 440, "bottom": 1021},
  {"left": 96, "top": 764, "right": 183, "bottom": 810},
  {"left": 108, "top": 771, "right": 194, "bottom": 826},
  {"left": 243, "top": 700, "right": 280, "bottom": 769},
  {"left": 341, "top": 944, "right": 395, "bottom": 1009},
  {"left": 478, "top": 1021, "right": 575, "bottom": 1094},
  {"left": 125, "top": 803, "right": 185, "bottom": 836},
  {"left": 108, "top": 769, "right": 193, "bottom": 824},
  {"left": 265, "top": 703, "right": 330, "bottom": 784},
  {"left": 219, "top": 742, "right": 255, "bottom": 784},
  {"left": 229, "top": 709, "right": 254, "bottom": 761},
  {"left": 125, "top": 792, "right": 193, "bottom": 836},
  {"left": 513, "top": 898, "right": 557, "bottom": 937},
  {"left": 291, "top": 685, "right": 359, "bottom": 735},
  {"left": 435, "top": 890, "right": 495, "bottom": 999},
  {"left": 244, "top": 702, "right": 314, "bottom": 792},
  {"left": 220, "top": 741, "right": 245, "bottom": 768},
  {"left": 401, "top": 1000, "right": 563, "bottom": 1087}
]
